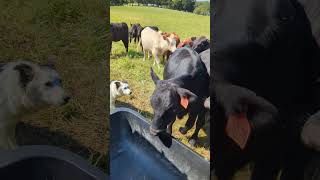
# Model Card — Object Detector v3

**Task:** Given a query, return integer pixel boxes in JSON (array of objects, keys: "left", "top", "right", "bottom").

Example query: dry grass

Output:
[
  {"left": 0, "top": 0, "right": 109, "bottom": 173},
  {"left": 110, "top": 6, "right": 210, "bottom": 160}
]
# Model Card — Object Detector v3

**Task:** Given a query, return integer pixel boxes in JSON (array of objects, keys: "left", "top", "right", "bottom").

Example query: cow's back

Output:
[
  {"left": 212, "top": 0, "right": 318, "bottom": 108},
  {"left": 164, "top": 47, "right": 209, "bottom": 97},
  {"left": 111, "top": 22, "right": 128, "bottom": 41},
  {"left": 141, "top": 27, "right": 160, "bottom": 51}
]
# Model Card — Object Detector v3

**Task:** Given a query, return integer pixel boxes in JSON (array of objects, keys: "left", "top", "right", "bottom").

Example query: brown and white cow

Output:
[
  {"left": 140, "top": 27, "right": 177, "bottom": 68},
  {"left": 162, "top": 32, "right": 180, "bottom": 61}
]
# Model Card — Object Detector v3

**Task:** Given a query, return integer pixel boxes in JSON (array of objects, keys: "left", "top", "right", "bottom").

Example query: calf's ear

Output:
[
  {"left": 176, "top": 88, "right": 198, "bottom": 109},
  {"left": 150, "top": 68, "right": 160, "bottom": 85}
]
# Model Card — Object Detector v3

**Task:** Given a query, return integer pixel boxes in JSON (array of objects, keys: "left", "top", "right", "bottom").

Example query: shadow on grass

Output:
[
  {"left": 110, "top": 51, "right": 127, "bottom": 59},
  {"left": 110, "top": 49, "right": 144, "bottom": 60},
  {"left": 127, "top": 49, "right": 144, "bottom": 59},
  {"left": 196, "top": 135, "right": 210, "bottom": 149},
  {"left": 16, "top": 122, "right": 109, "bottom": 174},
  {"left": 116, "top": 101, "right": 153, "bottom": 119}
]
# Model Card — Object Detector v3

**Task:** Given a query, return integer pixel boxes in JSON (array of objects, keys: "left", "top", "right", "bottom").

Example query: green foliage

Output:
[
  {"left": 194, "top": 1, "right": 210, "bottom": 16},
  {"left": 111, "top": 0, "right": 200, "bottom": 12}
]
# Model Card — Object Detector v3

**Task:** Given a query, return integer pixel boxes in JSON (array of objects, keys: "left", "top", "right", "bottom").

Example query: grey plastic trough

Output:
[
  {"left": 110, "top": 107, "right": 210, "bottom": 180},
  {"left": 0, "top": 145, "right": 108, "bottom": 180}
]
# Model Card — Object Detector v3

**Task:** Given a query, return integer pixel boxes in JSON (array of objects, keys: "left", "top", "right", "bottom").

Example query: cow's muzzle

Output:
[{"left": 149, "top": 126, "right": 165, "bottom": 136}]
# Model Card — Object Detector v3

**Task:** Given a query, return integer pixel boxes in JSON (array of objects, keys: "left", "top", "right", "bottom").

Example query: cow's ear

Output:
[
  {"left": 176, "top": 88, "right": 198, "bottom": 109},
  {"left": 150, "top": 68, "right": 160, "bottom": 85}
]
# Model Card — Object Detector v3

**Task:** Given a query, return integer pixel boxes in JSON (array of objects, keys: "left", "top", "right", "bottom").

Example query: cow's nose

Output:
[{"left": 64, "top": 96, "right": 71, "bottom": 103}]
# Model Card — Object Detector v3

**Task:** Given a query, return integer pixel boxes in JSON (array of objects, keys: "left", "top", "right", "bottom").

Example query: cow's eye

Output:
[{"left": 45, "top": 81, "right": 53, "bottom": 87}]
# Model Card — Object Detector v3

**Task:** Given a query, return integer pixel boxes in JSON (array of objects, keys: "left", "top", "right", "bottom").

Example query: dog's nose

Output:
[
  {"left": 129, "top": 91, "right": 132, "bottom": 95},
  {"left": 64, "top": 96, "right": 71, "bottom": 103}
]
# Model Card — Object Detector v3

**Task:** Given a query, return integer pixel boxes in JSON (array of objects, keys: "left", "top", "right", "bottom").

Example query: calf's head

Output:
[
  {"left": 149, "top": 68, "right": 197, "bottom": 135},
  {"left": 162, "top": 36, "right": 177, "bottom": 53},
  {"left": 214, "top": 83, "right": 278, "bottom": 149}
]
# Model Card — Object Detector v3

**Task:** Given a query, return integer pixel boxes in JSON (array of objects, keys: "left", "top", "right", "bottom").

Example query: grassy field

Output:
[
  {"left": 0, "top": 0, "right": 109, "bottom": 173},
  {"left": 110, "top": 6, "right": 210, "bottom": 159}
]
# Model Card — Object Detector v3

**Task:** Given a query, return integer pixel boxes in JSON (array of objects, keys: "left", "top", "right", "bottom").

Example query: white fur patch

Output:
[
  {"left": 110, "top": 80, "right": 132, "bottom": 112},
  {"left": 0, "top": 61, "right": 69, "bottom": 150}
]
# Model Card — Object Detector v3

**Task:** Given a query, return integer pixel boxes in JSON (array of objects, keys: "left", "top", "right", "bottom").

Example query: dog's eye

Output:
[{"left": 45, "top": 81, "right": 53, "bottom": 87}]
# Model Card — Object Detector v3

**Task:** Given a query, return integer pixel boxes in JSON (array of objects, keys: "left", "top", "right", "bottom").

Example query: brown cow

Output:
[
  {"left": 161, "top": 32, "right": 180, "bottom": 61},
  {"left": 177, "top": 37, "right": 197, "bottom": 48}
]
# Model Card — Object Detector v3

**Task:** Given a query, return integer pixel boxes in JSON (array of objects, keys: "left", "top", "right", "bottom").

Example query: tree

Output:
[
  {"left": 182, "top": 0, "right": 195, "bottom": 12},
  {"left": 193, "top": 1, "right": 210, "bottom": 15}
]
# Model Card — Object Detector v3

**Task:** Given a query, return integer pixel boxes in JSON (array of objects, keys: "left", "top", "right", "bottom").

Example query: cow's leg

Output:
[
  {"left": 122, "top": 39, "right": 128, "bottom": 53},
  {"left": 179, "top": 111, "right": 197, "bottom": 135},
  {"left": 189, "top": 110, "right": 206, "bottom": 146},
  {"left": 152, "top": 50, "right": 160, "bottom": 69},
  {"left": 166, "top": 121, "right": 174, "bottom": 134},
  {"left": 148, "top": 50, "right": 152, "bottom": 59},
  {"left": 143, "top": 50, "right": 146, "bottom": 61}
]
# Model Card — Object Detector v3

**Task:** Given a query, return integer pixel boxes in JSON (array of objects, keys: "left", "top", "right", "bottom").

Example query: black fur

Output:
[
  {"left": 14, "top": 64, "right": 34, "bottom": 89},
  {"left": 212, "top": 0, "right": 320, "bottom": 179}
]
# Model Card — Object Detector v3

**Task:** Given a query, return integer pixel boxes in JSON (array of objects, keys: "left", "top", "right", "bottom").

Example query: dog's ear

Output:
[
  {"left": 14, "top": 63, "right": 34, "bottom": 88},
  {"left": 150, "top": 68, "right": 160, "bottom": 85},
  {"left": 115, "top": 81, "right": 121, "bottom": 89}
]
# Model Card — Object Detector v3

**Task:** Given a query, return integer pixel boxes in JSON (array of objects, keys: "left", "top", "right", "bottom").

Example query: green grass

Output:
[
  {"left": 0, "top": 0, "right": 109, "bottom": 173},
  {"left": 110, "top": 6, "right": 210, "bottom": 160}
]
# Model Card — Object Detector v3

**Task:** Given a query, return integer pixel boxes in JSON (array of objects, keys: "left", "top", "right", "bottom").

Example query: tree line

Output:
[{"left": 110, "top": 0, "right": 209, "bottom": 15}]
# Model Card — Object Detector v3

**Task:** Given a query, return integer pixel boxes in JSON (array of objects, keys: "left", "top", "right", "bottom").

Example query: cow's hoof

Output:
[
  {"left": 189, "top": 139, "right": 197, "bottom": 147},
  {"left": 179, "top": 127, "right": 188, "bottom": 134}
]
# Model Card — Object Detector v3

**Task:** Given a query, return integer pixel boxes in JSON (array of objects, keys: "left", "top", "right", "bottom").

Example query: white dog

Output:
[
  {"left": 110, "top": 80, "right": 132, "bottom": 112},
  {"left": 0, "top": 61, "right": 70, "bottom": 150}
]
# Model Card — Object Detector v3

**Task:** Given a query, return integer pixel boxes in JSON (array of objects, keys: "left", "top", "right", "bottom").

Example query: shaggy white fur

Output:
[
  {"left": 0, "top": 61, "right": 70, "bottom": 149},
  {"left": 110, "top": 80, "right": 132, "bottom": 112}
]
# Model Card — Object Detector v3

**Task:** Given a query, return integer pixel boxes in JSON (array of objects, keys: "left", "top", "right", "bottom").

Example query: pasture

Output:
[
  {"left": 0, "top": 0, "right": 109, "bottom": 173},
  {"left": 110, "top": 6, "right": 210, "bottom": 159}
]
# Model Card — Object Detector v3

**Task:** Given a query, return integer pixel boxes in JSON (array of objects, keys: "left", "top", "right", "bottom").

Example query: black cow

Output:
[
  {"left": 192, "top": 36, "right": 210, "bottom": 54},
  {"left": 110, "top": 22, "right": 129, "bottom": 53},
  {"left": 212, "top": 0, "right": 320, "bottom": 179},
  {"left": 200, "top": 49, "right": 211, "bottom": 131},
  {"left": 129, "top": 23, "right": 143, "bottom": 44},
  {"left": 149, "top": 47, "right": 209, "bottom": 146}
]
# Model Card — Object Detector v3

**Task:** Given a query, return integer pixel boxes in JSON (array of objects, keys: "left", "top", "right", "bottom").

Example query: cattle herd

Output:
[
  {"left": 110, "top": 22, "right": 211, "bottom": 147},
  {"left": 111, "top": 0, "right": 320, "bottom": 179}
]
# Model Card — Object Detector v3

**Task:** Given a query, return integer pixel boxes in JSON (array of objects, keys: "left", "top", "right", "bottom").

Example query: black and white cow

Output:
[
  {"left": 149, "top": 47, "right": 209, "bottom": 146},
  {"left": 211, "top": 0, "right": 320, "bottom": 179}
]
